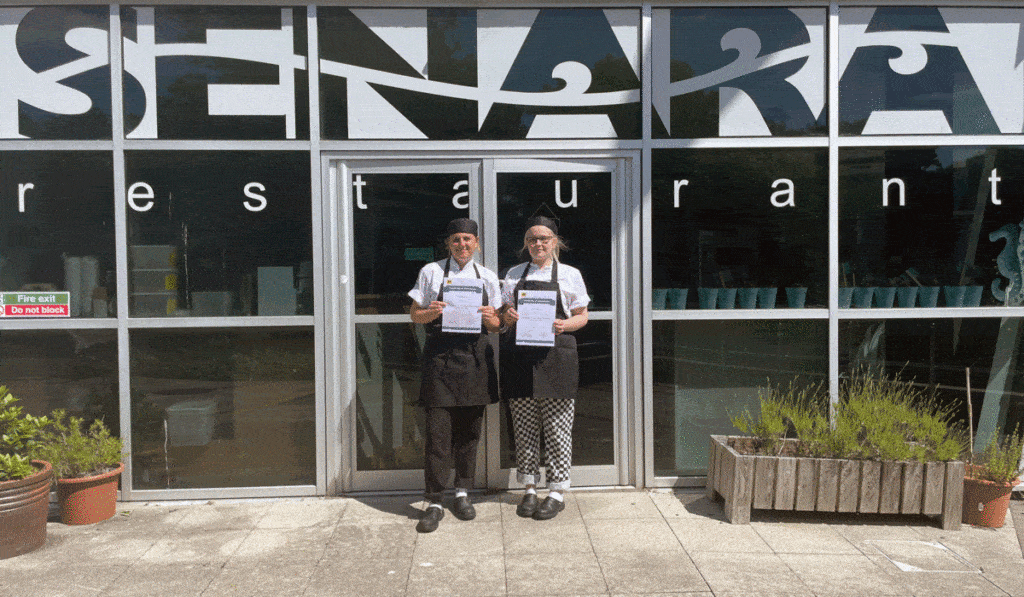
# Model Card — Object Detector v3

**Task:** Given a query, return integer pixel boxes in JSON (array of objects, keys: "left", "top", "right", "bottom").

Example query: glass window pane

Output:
[
  {"left": 653, "top": 320, "right": 828, "bottom": 476},
  {"left": 839, "top": 7, "right": 1021, "bottom": 136},
  {"left": 840, "top": 318, "right": 1024, "bottom": 453},
  {"left": 0, "top": 152, "right": 116, "bottom": 318},
  {"left": 352, "top": 173, "right": 468, "bottom": 315},
  {"left": 653, "top": 7, "right": 826, "bottom": 139},
  {"left": 497, "top": 172, "right": 612, "bottom": 311},
  {"left": 120, "top": 6, "right": 309, "bottom": 140},
  {"left": 653, "top": 149, "right": 828, "bottom": 309},
  {"left": 125, "top": 151, "right": 312, "bottom": 317},
  {"left": 840, "top": 147, "right": 1024, "bottom": 308},
  {"left": 0, "top": 6, "right": 112, "bottom": 140},
  {"left": 129, "top": 328, "right": 315, "bottom": 489},
  {"left": 0, "top": 330, "right": 119, "bottom": 433},
  {"left": 318, "top": 8, "right": 640, "bottom": 140}
]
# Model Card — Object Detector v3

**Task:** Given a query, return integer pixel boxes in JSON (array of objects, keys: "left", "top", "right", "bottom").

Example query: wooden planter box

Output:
[{"left": 706, "top": 435, "right": 965, "bottom": 530}]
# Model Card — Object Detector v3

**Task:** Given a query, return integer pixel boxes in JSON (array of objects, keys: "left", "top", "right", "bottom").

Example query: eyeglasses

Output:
[{"left": 526, "top": 236, "right": 555, "bottom": 245}]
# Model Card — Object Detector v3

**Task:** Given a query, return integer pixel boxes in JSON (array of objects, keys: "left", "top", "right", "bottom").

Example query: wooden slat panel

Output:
[
  {"left": 753, "top": 456, "right": 776, "bottom": 510},
  {"left": 795, "top": 458, "right": 817, "bottom": 511},
  {"left": 720, "top": 444, "right": 736, "bottom": 519},
  {"left": 859, "top": 461, "right": 881, "bottom": 513},
  {"left": 707, "top": 437, "right": 721, "bottom": 500},
  {"left": 901, "top": 462, "right": 924, "bottom": 514},
  {"left": 941, "top": 461, "right": 964, "bottom": 530},
  {"left": 727, "top": 455, "right": 754, "bottom": 524},
  {"left": 837, "top": 459, "right": 860, "bottom": 513},
  {"left": 879, "top": 461, "right": 902, "bottom": 514},
  {"left": 774, "top": 457, "right": 797, "bottom": 511},
  {"left": 816, "top": 459, "right": 839, "bottom": 512},
  {"left": 922, "top": 461, "right": 945, "bottom": 515}
]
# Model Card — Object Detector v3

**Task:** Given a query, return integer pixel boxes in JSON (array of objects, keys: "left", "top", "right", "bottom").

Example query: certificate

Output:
[
  {"left": 515, "top": 289, "right": 557, "bottom": 347},
  {"left": 440, "top": 277, "right": 484, "bottom": 334}
]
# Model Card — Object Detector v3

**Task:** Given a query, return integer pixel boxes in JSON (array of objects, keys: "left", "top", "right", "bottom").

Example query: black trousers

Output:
[{"left": 423, "top": 405, "right": 486, "bottom": 503}]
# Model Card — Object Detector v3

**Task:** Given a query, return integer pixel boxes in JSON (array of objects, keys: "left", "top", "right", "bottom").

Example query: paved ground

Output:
[{"left": 3, "top": 489, "right": 1024, "bottom": 597}]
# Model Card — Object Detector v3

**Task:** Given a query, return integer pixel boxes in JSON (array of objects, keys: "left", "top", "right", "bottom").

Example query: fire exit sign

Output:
[{"left": 0, "top": 292, "right": 71, "bottom": 317}]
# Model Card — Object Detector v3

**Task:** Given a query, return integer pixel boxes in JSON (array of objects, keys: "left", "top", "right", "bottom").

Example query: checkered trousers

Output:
[{"left": 508, "top": 395, "right": 574, "bottom": 491}]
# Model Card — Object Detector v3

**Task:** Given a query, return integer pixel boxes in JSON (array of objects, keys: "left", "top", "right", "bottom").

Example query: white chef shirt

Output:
[
  {"left": 501, "top": 261, "right": 590, "bottom": 313},
  {"left": 409, "top": 258, "right": 503, "bottom": 309}
]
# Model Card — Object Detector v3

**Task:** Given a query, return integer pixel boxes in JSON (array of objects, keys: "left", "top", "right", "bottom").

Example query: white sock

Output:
[
  {"left": 525, "top": 487, "right": 537, "bottom": 495},
  {"left": 548, "top": 491, "right": 563, "bottom": 502},
  {"left": 427, "top": 502, "right": 443, "bottom": 510},
  {"left": 455, "top": 489, "right": 468, "bottom": 498}
]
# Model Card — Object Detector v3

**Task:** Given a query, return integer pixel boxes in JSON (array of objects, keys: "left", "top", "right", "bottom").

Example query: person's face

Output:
[
  {"left": 525, "top": 225, "right": 556, "bottom": 263},
  {"left": 446, "top": 232, "right": 478, "bottom": 265}
]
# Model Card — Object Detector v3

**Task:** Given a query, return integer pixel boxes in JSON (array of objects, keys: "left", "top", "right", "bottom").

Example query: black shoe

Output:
[
  {"left": 533, "top": 496, "right": 565, "bottom": 520},
  {"left": 452, "top": 496, "right": 476, "bottom": 521},
  {"left": 516, "top": 493, "right": 539, "bottom": 518},
  {"left": 416, "top": 506, "right": 444, "bottom": 533}
]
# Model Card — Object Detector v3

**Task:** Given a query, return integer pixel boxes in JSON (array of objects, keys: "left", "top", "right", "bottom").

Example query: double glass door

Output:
[{"left": 334, "top": 155, "right": 634, "bottom": 492}]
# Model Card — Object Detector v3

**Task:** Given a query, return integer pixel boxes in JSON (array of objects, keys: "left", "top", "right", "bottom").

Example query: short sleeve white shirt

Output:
[
  {"left": 501, "top": 261, "right": 590, "bottom": 313},
  {"left": 409, "top": 258, "right": 503, "bottom": 309}
]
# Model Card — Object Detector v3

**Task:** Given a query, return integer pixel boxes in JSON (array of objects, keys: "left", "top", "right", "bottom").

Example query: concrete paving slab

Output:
[
  {"left": 869, "top": 554, "right": 1008, "bottom": 597},
  {"left": 834, "top": 524, "right": 927, "bottom": 555},
  {"left": 99, "top": 563, "right": 220, "bottom": 597},
  {"left": 585, "top": 518, "right": 683, "bottom": 555},
  {"left": 690, "top": 551, "right": 814, "bottom": 596},
  {"left": 864, "top": 539, "right": 977, "bottom": 572},
  {"left": 225, "top": 525, "right": 332, "bottom": 566},
  {"left": 0, "top": 530, "right": 160, "bottom": 568},
  {"left": 751, "top": 522, "right": 861, "bottom": 554},
  {"left": 413, "top": 520, "right": 504, "bottom": 561},
  {"left": 667, "top": 517, "right": 774, "bottom": 553},
  {"left": 3, "top": 563, "right": 128, "bottom": 597},
  {"left": 256, "top": 497, "right": 347, "bottom": 529},
  {"left": 175, "top": 501, "right": 272, "bottom": 531},
  {"left": 779, "top": 553, "right": 908, "bottom": 596},
  {"left": 323, "top": 520, "right": 418, "bottom": 560},
  {"left": 977, "top": 559, "right": 1024, "bottom": 597},
  {"left": 77, "top": 504, "right": 188, "bottom": 534},
  {"left": 405, "top": 555, "right": 506, "bottom": 597},
  {"left": 574, "top": 490, "right": 663, "bottom": 519},
  {"left": 503, "top": 513, "right": 592, "bottom": 554},
  {"left": 505, "top": 551, "right": 608, "bottom": 595},
  {"left": 648, "top": 489, "right": 710, "bottom": 519},
  {"left": 303, "top": 558, "right": 410, "bottom": 597},
  {"left": 138, "top": 529, "right": 248, "bottom": 565},
  {"left": 339, "top": 495, "right": 421, "bottom": 522},
  {"left": 597, "top": 550, "right": 710, "bottom": 594},
  {"left": 201, "top": 563, "right": 315, "bottom": 597}
]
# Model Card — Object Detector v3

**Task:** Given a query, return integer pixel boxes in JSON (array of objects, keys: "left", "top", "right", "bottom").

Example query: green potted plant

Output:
[
  {"left": 962, "top": 430, "right": 1024, "bottom": 528},
  {"left": 0, "top": 387, "right": 52, "bottom": 559},
  {"left": 32, "top": 410, "right": 124, "bottom": 525},
  {"left": 711, "top": 372, "right": 965, "bottom": 529}
]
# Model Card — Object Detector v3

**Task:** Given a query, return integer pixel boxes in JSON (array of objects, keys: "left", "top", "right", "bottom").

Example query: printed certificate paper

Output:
[
  {"left": 516, "top": 289, "right": 557, "bottom": 347},
  {"left": 441, "top": 277, "right": 484, "bottom": 334}
]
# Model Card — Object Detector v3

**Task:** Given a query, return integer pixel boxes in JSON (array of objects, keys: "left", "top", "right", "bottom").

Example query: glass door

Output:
[
  {"left": 486, "top": 158, "right": 627, "bottom": 488},
  {"left": 340, "top": 161, "right": 483, "bottom": 492}
]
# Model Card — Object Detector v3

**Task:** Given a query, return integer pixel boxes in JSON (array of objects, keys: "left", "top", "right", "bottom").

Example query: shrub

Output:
[
  {"left": 0, "top": 387, "right": 50, "bottom": 481},
  {"left": 972, "top": 428, "right": 1024, "bottom": 484},
  {"left": 31, "top": 410, "right": 123, "bottom": 479}
]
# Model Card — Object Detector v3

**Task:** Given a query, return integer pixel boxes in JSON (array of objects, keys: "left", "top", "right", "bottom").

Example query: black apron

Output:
[
  {"left": 418, "top": 259, "right": 499, "bottom": 408},
  {"left": 499, "top": 260, "right": 580, "bottom": 402}
]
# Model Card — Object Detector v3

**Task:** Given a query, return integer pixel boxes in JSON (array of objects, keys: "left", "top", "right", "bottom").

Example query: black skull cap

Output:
[
  {"left": 445, "top": 218, "right": 479, "bottom": 237},
  {"left": 526, "top": 215, "right": 558, "bottom": 235}
]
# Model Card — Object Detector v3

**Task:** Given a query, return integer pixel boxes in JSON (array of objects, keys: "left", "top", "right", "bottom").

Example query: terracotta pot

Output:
[
  {"left": 0, "top": 460, "right": 52, "bottom": 559},
  {"left": 56, "top": 463, "right": 123, "bottom": 525},
  {"left": 962, "top": 475, "right": 1017, "bottom": 528}
]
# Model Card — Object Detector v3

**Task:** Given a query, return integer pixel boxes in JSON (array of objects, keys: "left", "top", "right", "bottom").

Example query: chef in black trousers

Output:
[
  {"left": 408, "top": 218, "right": 502, "bottom": 533},
  {"left": 499, "top": 215, "right": 589, "bottom": 520}
]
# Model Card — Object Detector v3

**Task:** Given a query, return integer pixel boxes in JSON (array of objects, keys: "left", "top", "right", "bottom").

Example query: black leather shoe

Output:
[
  {"left": 416, "top": 506, "right": 444, "bottom": 533},
  {"left": 452, "top": 496, "right": 476, "bottom": 521},
  {"left": 532, "top": 496, "right": 565, "bottom": 520},
  {"left": 516, "top": 493, "right": 539, "bottom": 518}
]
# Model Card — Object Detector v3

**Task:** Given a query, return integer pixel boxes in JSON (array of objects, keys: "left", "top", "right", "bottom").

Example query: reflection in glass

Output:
[
  {"left": 125, "top": 151, "right": 312, "bottom": 317},
  {"left": 355, "top": 322, "right": 427, "bottom": 471},
  {"left": 130, "top": 328, "right": 315, "bottom": 489},
  {"left": 840, "top": 147, "right": 1024, "bottom": 308},
  {"left": 120, "top": 6, "right": 309, "bottom": 140},
  {"left": 497, "top": 172, "right": 612, "bottom": 311},
  {"left": 500, "top": 320, "right": 615, "bottom": 469},
  {"left": 840, "top": 318, "right": 1024, "bottom": 454},
  {"left": 0, "top": 152, "right": 115, "bottom": 318},
  {"left": 652, "top": 149, "right": 828, "bottom": 309},
  {"left": 654, "top": 7, "right": 826, "bottom": 139},
  {"left": 0, "top": 330, "right": 119, "bottom": 433},
  {"left": 653, "top": 320, "right": 827, "bottom": 476},
  {"left": 352, "top": 173, "right": 468, "bottom": 315}
]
